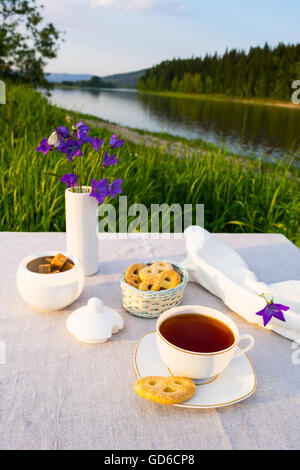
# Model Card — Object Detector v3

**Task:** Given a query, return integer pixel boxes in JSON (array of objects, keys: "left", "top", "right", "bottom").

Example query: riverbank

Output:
[
  {"left": 81, "top": 116, "right": 266, "bottom": 171},
  {"left": 53, "top": 84, "right": 300, "bottom": 109},
  {"left": 70, "top": 111, "right": 298, "bottom": 170},
  {"left": 138, "top": 89, "right": 300, "bottom": 110},
  {"left": 83, "top": 115, "right": 223, "bottom": 160},
  {"left": 1, "top": 84, "right": 299, "bottom": 245}
]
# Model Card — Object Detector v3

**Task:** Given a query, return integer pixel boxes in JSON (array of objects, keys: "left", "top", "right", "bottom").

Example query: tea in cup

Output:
[{"left": 156, "top": 305, "right": 254, "bottom": 380}]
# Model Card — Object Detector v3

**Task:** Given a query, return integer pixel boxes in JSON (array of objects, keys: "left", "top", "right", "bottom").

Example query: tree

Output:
[
  {"left": 192, "top": 73, "right": 203, "bottom": 94},
  {"left": 171, "top": 75, "right": 178, "bottom": 92},
  {"left": 204, "top": 75, "right": 213, "bottom": 94},
  {"left": 0, "top": 0, "right": 63, "bottom": 86}
]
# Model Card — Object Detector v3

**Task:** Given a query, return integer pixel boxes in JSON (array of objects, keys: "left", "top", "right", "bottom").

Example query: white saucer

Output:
[{"left": 134, "top": 332, "right": 256, "bottom": 409}]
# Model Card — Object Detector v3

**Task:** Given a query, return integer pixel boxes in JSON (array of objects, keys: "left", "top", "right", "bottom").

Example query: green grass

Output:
[{"left": 0, "top": 83, "right": 299, "bottom": 245}]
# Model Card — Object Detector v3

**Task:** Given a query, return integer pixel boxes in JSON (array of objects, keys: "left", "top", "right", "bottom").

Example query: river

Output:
[{"left": 48, "top": 87, "right": 300, "bottom": 162}]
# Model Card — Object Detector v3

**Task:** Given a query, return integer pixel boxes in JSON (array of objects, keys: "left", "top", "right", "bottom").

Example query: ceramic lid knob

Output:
[
  {"left": 66, "top": 297, "right": 124, "bottom": 344},
  {"left": 87, "top": 297, "right": 103, "bottom": 314}
]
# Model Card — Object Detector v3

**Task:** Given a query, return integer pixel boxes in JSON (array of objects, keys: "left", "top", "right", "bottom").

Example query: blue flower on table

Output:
[{"left": 255, "top": 294, "right": 289, "bottom": 327}]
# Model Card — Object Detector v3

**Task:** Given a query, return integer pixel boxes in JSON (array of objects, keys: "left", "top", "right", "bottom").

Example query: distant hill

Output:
[
  {"left": 46, "top": 69, "right": 148, "bottom": 88},
  {"left": 102, "top": 69, "right": 148, "bottom": 88}
]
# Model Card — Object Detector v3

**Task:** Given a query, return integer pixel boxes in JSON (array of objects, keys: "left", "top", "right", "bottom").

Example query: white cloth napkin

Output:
[{"left": 180, "top": 226, "right": 300, "bottom": 342}]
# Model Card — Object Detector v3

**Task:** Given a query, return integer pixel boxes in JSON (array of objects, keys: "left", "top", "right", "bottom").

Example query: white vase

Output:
[{"left": 65, "top": 187, "right": 99, "bottom": 276}]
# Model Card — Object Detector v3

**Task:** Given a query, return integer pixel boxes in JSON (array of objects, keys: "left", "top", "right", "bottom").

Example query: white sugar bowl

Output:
[
  {"left": 66, "top": 297, "right": 124, "bottom": 344},
  {"left": 16, "top": 251, "right": 84, "bottom": 311}
]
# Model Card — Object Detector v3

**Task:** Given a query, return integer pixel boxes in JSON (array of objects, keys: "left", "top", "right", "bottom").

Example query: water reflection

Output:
[{"left": 48, "top": 87, "right": 300, "bottom": 160}]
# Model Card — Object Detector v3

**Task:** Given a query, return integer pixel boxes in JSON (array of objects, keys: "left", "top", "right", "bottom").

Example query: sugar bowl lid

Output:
[{"left": 66, "top": 297, "right": 124, "bottom": 344}]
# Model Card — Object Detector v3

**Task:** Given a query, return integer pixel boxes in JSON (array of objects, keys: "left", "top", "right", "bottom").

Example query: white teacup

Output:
[{"left": 156, "top": 305, "right": 254, "bottom": 380}]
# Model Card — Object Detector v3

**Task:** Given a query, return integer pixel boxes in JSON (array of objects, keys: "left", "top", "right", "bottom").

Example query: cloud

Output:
[{"left": 91, "top": 0, "right": 187, "bottom": 16}]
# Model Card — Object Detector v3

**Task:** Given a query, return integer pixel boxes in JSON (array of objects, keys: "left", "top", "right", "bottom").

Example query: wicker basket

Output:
[{"left": 120, "top": 261, "right": 188, "bottom": 319}]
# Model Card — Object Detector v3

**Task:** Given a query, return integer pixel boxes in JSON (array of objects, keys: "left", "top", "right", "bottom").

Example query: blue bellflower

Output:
[
  {"left": 90, "top": 178, "right": 109, "bottom": 204},
  {"left": 109, "top": 179, "right": 122, "bottom": 199},
  {"left": 89, "top": 137, "right": 104, "bottom": 152},
  {"left": 72, "top": 122, "right": 90, "bottom": 141},
  {"left": 60, "top": 173, "right": 78, "bottom": 188},
  {"left": 36, "top": 138, "right": 52, "bottom": 155},
  {"left": 109, "top": 133, "right": 124, "bottom": 149},
  {"left": 61, "top": 138, "right": 83, "bottom": 162},
  {"left": 103, "top": 152, "right": 119, "bottom": 167},
  {"left": 255, "top": 294, "right": 289, "bottom": 327},
  {"left": 57, "top": 126, "right": 69, "bottom": 139}
]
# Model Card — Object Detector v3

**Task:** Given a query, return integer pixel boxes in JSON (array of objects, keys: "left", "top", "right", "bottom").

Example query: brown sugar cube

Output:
[
  {"left": 50, "top": 264, "right": 60, "bottom": 273},
  {"left": 45, "top": 257, "right": 54, "bottom": 264},
  {"left": 39, "top": 264, "right": 51, "bottom": 274},
  {"left": 61, "top": 262, "right": 74, "bottom": 272},
  {"left": 51, "top": 253, "right": 68, "bottom": 271}
]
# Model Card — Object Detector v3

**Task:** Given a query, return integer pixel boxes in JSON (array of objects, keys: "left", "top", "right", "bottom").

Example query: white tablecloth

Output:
[{"left": 0, "top": 232, "right": 299, "bottom": 450}]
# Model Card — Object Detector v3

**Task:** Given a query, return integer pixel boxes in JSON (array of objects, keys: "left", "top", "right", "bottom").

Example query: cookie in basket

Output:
[
  {"left": 124, "top": 263, "right": 146, "bottom": 288},
  {"left": 124, "top": 261, "right": 182, "bottom": 292},
  {"left": 135, "top": 376, "right": 196, "bottom": 405},
  {"left": 139, "top": 275, "right": 160, "bottom": 291},
  {"left": 154, "top": 270, "right": 182, "bottom": 290},
  {"left": 139, "top": 262, "right": 173, "bottom": 280}
]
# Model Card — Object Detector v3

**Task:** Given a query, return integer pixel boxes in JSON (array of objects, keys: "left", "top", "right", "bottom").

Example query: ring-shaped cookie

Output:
[
  {"left": 139, "top": 275, "right": 159, "bottom": 291},
  {"left": 135, "top": 376, "right": 196, "bottom": 404},
  {"left": 139, "top": 262, "right": 173, "bottom": 281},
  {"left": 124, "top": 263, "right": 146, "bottom": 288},
  {"left": 153, "top": 269, "right": 182, "bottom": 291}
]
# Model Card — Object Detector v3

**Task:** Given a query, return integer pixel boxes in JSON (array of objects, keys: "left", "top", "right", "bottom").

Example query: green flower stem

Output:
[
  {"left": 259, "top": 293, "right": 274, "bottom": 305},
  {"left": 43, "top": 171, "right": 60, "bottom": 178},
  {"left": 79, "top": 153, "right": 82, "bottom": 193}
]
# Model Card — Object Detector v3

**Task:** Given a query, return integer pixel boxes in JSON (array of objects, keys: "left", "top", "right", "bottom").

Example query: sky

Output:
[{"left": 40, "top": 0, "right": 300, "bottom": 76}]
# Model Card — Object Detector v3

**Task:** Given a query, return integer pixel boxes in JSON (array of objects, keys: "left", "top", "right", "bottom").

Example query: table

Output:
[{"left": 0, "top": 232, "right": 300, "bottom": 450}]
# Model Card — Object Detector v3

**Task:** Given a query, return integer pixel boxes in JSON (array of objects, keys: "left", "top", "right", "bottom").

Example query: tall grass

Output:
[{"left": 0, "top": 83, "right": 299, "bottom": 245}]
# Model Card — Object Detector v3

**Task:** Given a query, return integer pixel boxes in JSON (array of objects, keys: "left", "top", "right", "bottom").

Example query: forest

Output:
[{"left": 138, "top": 43, "right": 300, "bottom": 100}]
